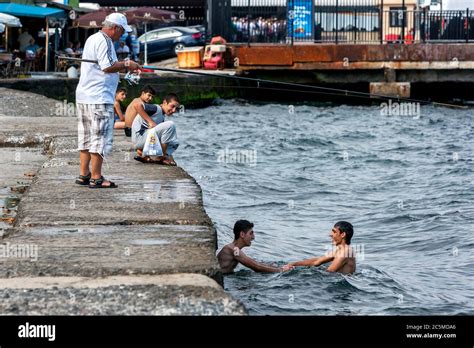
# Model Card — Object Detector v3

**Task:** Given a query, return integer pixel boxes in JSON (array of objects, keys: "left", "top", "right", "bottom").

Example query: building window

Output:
[{"left": 389, "top": 7, "right": 407, "bottom": 27}]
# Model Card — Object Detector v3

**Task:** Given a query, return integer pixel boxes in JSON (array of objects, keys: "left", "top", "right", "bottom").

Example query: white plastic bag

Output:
[{"left": 142, "top": 128, "right": 163, "bottom": 157}]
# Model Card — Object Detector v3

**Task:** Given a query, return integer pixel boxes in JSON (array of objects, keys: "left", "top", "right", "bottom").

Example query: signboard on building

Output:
[{"left": 288, "top": 0, "right": 313, "bottom": 39}]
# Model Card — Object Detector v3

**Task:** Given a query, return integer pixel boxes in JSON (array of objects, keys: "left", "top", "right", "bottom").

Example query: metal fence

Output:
[
  {"left": 312, "top": 0, "right": 381, "bottom": 43},
  {"left": 382, "top": 9, "right": 474, "bottom": 44},
  {"left": 419, "top": 10, "right": 474, "bottom": 42},
  {"left": 229, "top": 0, "right": 474, "bottom": 44}
]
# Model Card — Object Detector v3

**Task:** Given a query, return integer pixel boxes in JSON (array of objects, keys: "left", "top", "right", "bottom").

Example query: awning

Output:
[
  {"left": 0, "top": 12, "right": 22, "bottom": 27},
  {"left": 0, "top": 3, "right": 66, "bottom": 19}
]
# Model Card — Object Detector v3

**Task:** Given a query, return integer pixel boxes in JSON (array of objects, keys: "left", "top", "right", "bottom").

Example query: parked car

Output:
[
  {"left": 187, "top": 24, "right": 207, "bottom": 41},
  {"left": 138, "top": 26, "right": 205, "bottom": 62}
]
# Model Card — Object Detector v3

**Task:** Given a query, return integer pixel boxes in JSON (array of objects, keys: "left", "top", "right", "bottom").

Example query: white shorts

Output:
[{"left": 77, "top": 103, "right": 114, "bottom": 157}]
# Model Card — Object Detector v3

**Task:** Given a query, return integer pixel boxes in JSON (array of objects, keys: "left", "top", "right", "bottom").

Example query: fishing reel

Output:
[{"left": 124, "top": 71, "right": 141, "bottom": 86}]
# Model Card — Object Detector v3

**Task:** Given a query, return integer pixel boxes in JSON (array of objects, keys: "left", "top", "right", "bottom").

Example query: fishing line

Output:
[
  {"left": 142, "top": 65, "right": 466, "bottom": 108},
  {"left": 56, "top": 56, "right": 467, "bottom": 109}
]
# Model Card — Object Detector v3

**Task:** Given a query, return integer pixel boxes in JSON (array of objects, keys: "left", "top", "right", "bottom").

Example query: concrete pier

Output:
[
  {"left": 229, "top": 43, "right": 474, "bottom": 101},
  {"left": 0, "top": 88, "right": 246, "bottom": 315}
]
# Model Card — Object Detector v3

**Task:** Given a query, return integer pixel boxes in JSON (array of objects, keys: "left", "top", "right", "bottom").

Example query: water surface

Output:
[{"left": 176, "top": 100, "right": 474, "bottom": 315}]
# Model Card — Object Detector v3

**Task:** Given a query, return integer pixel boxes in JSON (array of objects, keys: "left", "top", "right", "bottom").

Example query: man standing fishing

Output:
[{"left": 75, "top": 13, "right": 141, "bottom": 188}]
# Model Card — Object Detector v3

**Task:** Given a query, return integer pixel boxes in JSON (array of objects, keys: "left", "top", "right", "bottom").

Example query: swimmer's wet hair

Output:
[
  {"left": 141, "top": 85, "right": 156, "bottom": 95},
  {"left": 234, "top": 220, "right": 254, "bottom": 240},
  {"left": 335, "top": 221, "right": 354, "bottom": 244}
]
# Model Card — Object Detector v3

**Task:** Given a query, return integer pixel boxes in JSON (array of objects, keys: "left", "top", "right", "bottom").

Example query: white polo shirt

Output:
[{"left": 76, "top": 31, "right": 119, "bottom": 105}]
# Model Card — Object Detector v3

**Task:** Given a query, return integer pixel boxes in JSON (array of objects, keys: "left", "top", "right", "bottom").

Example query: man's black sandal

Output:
[
  {"left": 75, "top": 173, "right": 91, "bottom": 186},
  {"left": 89, "top": 176, "right": 117, "bottom": 189}
]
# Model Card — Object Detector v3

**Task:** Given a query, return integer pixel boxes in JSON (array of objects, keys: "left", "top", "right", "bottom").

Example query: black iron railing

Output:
[{"left": 228, "top": 0, "right": 473, "bottom": 44}]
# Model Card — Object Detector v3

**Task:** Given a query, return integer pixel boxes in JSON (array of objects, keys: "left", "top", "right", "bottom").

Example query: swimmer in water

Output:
[
  {"left": 285, "top": 221, "right": 356, "bottom": 274},
  {"left": 217, "top": 220, "right": 293, "bottom": 274}
]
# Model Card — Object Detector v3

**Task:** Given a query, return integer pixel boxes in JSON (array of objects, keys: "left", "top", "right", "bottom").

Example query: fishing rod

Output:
[
  {"left": 56, "top": 55, "right": 466, "bottom": 109},
  {"left": 56, "top": 55, "right": 140, "bottom": 85}
]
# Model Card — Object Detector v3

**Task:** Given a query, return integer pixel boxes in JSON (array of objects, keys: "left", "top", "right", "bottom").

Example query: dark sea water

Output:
[{"left": 175, "top": 100, "right": 474, "bottom": 315}]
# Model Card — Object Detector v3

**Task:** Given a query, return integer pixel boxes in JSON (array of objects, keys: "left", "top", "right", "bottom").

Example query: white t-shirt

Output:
[{"left": 76, "top": 31, "right": 118, "bottom": 105}]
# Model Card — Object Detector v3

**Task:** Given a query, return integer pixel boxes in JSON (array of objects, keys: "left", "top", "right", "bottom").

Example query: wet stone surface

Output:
[
  {"left": 0, "top": 148, "right": 46, "bottom": 231},
  {"left": 1, "top": 225, "right": 218, "bottom": 279},
  {"left": 0, "top": 88, "right": 244, "bottom": 315},
  {"left": 0, "top": 284, "right": 246, "bottom": 315}
]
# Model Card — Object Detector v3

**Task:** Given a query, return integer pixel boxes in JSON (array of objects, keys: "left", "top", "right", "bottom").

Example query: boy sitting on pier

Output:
[
  {"left": 113, "top": 87, "right": 127, "bottom": 130},
  {"left": 125, "top": 88, "right": 180, "bottom": 165},
  {"left": 124, "top": 85, "right": 156, "bottom": 130}
]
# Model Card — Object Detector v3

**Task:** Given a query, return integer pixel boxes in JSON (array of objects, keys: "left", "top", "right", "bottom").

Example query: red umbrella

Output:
[
  {"left": 73, "top": 8, "right": 114, "bottom": 29},
  {"left": 123, "top": 7, "right": 178, "bottom": 25}
]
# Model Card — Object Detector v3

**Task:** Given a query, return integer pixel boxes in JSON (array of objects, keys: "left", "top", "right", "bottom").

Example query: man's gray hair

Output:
[{"left": 102, "top": 20, "right": 116, "bottom": 29}]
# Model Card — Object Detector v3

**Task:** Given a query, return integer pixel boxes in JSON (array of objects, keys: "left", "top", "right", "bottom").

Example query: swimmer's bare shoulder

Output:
[
  {"left": 217, "top": 244, "right": 239, "bottom": 274},
  {"left": 328, "top": 245, "right": 356, "bottom": 274}
]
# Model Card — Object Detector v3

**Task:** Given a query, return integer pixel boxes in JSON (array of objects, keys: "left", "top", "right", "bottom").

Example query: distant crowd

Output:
[{"left": 231, "top": 16, "right": 287, "bottom": 43}]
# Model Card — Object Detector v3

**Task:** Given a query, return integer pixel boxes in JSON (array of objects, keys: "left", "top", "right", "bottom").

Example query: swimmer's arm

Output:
[
  {"left": 136, "top": 102, "right": 157, "bottom": 127},
  {"left": 236, "top": 252, "right": 282, "bottom": 273},
  {"left": 114, "top": 101, "right": 125, "bottom": 121},
  {"left": 290, "top": 254, "right": 334, "bottom": 267},
  {"left": 327, "top": 256, "right": 347, "bottom": 273}
]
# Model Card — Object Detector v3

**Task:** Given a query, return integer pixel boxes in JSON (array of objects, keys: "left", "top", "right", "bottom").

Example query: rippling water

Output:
[{"left": 175, "top": 100, "right": 474, "bottom": 315}]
